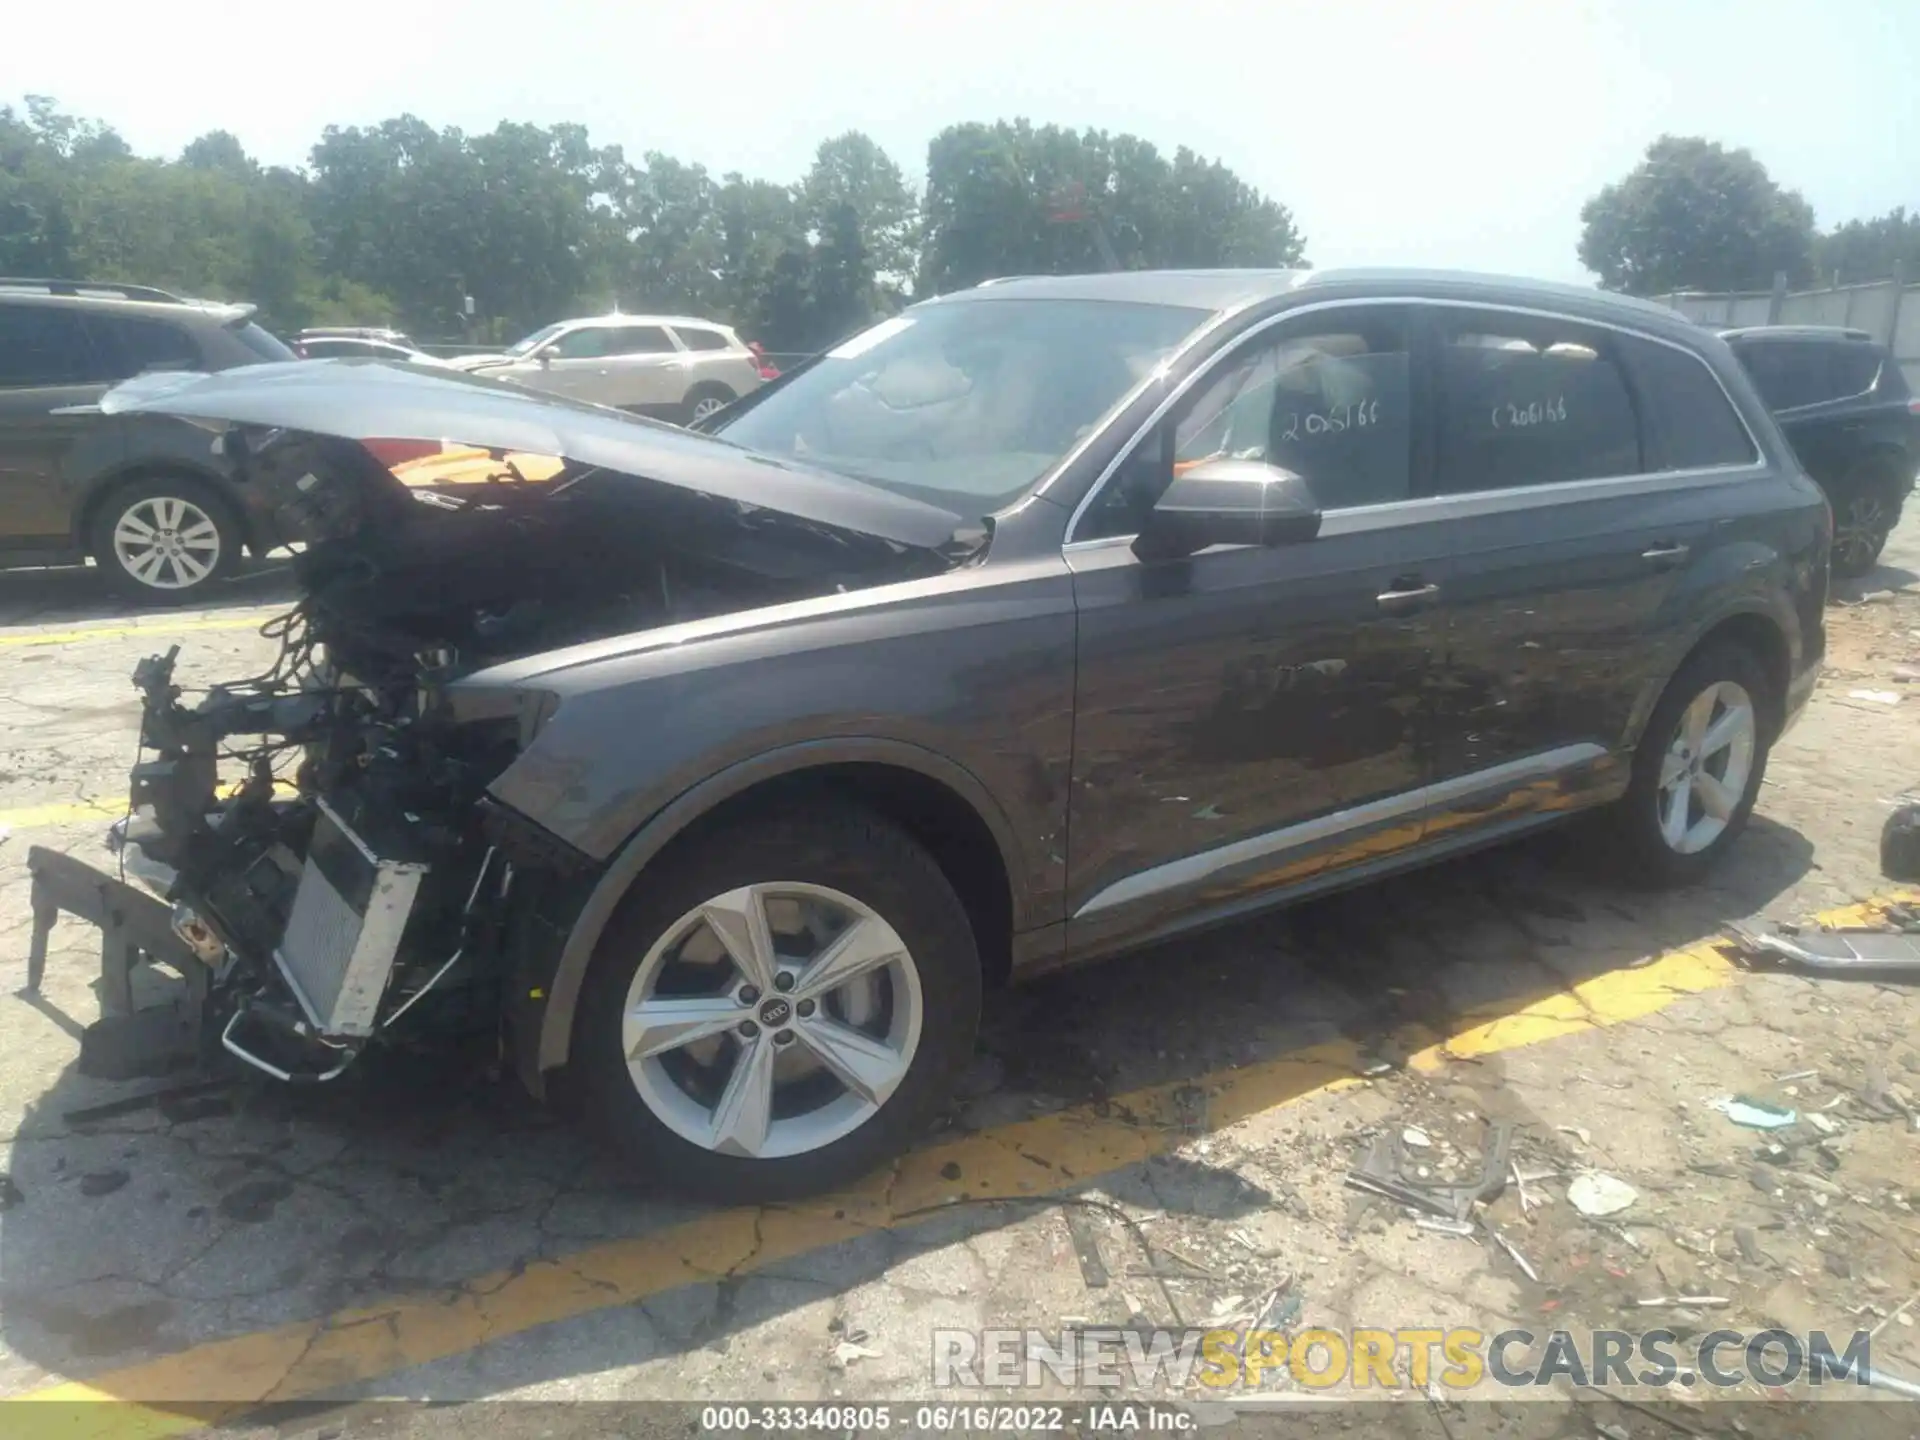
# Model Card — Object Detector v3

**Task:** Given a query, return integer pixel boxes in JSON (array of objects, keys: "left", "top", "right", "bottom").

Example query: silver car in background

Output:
[{"left": 446, "top": 314, "right": 768, "bottom": 423}]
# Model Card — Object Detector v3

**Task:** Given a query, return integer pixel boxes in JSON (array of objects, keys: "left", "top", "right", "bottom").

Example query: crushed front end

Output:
[{"left": 29, "top": 363, "right": 973, "bottom": 1089}]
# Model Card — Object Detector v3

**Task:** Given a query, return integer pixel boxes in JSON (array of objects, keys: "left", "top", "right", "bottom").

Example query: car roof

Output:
[
  {"left": 0, "top": 287, "right": 255, "bottom": 327},
  {"left": 571, "top": 314, "right": 732, "bottom": 330},
  {"left": 1718, "top": 325, "right": 1880, "bottom": 345},
  {"left": 941, "top": 266, "right": 1704, "bottom": 335}
]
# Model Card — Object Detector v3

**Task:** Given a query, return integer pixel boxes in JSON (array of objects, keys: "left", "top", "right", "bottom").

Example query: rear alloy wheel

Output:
[
  {"left": 1611, "top": 643, "right": 1773, "bottom": 887},
  {"left": 682, "top": 384, "right": 736, "bottom": 427},
  {"left": 1829, "top": 486, "right": 1897, "bottom": 579},
  {"left": 579, "top": 807, "right": 980, "bottom": 1201},
  {"left": 92, "top": 478, "right": 241, "bottom": 600}
]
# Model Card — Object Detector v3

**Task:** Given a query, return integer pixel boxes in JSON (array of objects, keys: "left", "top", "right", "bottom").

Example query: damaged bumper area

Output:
[{"left": 31, "top": 360, "right": 978, "bottom": 1086}]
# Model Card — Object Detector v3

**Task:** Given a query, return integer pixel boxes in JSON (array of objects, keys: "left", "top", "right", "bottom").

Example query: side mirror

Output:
[
  {"left": 537, "top": 349, "right": 554, "bottom": 367},
  {"left": 1133, "top": 458, "right": 1321, "bottom": 561}
]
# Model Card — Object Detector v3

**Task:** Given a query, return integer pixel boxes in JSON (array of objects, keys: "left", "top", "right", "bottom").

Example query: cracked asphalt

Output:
[{"left": 2, "top": 539, "right": 1920, "bottom": 1437}]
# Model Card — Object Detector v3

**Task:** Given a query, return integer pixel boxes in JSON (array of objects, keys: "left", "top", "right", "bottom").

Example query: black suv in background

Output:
[
  {"left": 0, "top": 278, "right": 294, "bottom": 599},
  {"left": 1721, "top": 326, "right": 1920, "bottom": 577}
]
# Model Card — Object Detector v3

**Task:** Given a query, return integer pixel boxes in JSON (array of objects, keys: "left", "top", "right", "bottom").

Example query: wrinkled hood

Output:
[{"left": 99, "top": 360, "right": 974, "bottom": 553}]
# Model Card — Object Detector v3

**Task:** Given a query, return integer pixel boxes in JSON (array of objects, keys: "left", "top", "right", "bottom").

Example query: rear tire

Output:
[
  {"left": 576, "top": 804, "right": 982, "bottom": 1202},
  {"left": 90, "top": 475, "right": 242, "bottom": 603},
  {"left": 1826, "top": 463, "right": 1905, "bottom": 579},
  {"left": 682, "top": 383, "right": 736, "bottom": 427},
  {"left": 1608, "top": 642, "right": 1774, "bottom": 888}
]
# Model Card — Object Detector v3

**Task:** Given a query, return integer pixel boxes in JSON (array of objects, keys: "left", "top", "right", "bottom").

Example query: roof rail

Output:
[{"left": 0, "top": 277, "right": 185, "bottom": 303}]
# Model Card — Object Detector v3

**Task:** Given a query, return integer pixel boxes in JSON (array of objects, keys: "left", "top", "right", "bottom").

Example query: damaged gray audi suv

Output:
[{"left": 30, "top": 268, "right": 1828, "bottom": 1201}]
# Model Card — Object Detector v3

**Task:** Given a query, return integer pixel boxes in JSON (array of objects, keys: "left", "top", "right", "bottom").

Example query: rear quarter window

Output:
[
  {"left": 1620, "top": 337, "right": 1758, "bottom": 471},
  {"left": 673, "top": 327, "right": 732, "bottom": 352}
]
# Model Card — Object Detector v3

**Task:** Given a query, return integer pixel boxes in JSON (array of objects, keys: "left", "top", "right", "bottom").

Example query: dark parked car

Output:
[
  {"left": 0, "top": 278, "right": 295, "bottom": 597},
  {"left": 31, "top": 269, "right": 1827, "bottom": 1202},
  {"left": 1720, "top": 325, "right": 1920, "bottom": 577}
]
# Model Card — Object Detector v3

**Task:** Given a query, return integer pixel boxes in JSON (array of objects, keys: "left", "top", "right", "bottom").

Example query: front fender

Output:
[{"left": 530, "top": 736, "right": 1029, "bottom": 1077}]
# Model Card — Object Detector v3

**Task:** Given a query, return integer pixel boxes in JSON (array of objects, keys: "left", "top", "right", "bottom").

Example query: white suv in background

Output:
[{"left": 447, "top": 315, "right": 768, "bottom": 423}]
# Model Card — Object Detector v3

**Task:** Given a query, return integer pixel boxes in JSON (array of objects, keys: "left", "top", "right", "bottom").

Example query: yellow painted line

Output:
[
  {"left": 1, "top": 783, "right": 301, "bottom": 834},
  {"left": 0, "top": 614, "right": 276, "bottom": 651},
  {"left": 6, "top": 890, "right": 1911, "bottom": 1437},
  {"left": 0, "top": 799, "right": 123, "bottom": 830}
]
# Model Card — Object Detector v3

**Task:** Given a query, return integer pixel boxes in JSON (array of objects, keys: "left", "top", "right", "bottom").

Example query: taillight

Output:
[{"left": 1908, "top": 397, "right": 1920, "bottom": 415}]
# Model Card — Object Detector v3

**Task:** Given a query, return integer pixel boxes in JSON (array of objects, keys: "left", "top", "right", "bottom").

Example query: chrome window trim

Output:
[
  {"left": 1062, "top": 294, "right": 1769, "bottom": 547},
  {"left": 1072, "top": 743, "right": 1607, "bottom": 918}
]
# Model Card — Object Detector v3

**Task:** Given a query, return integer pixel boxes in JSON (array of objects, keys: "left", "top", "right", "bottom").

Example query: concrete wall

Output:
[{"left": 1655, "top": 277, "right": 1920, "bottom": 392}]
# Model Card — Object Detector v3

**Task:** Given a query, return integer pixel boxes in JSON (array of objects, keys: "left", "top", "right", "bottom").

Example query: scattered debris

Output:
[
  {"left": 1807, "top": 1111, "right": 1840, "bottom": 1136},
  {"left": 1555, "top": 1124, "right": 1592, "bottom": 1145},
  {"left": 1487, "top": 1227, "right": 1539, "bottom": 1282},
  {"left": 1870, "top": 1292, "right": 1920, "bottom": 1340},
  {"left": 832, "top": 1340, "right": 883, "bottom": 1367},
  {"left": 1848, "top": 688, "right": 1902, "bottom": 704},
  {"left": 1775, "top": 1069, "right": 1821, "bottom": 1084},
  {"left": 1062, "top": 1206, "right": 1111, "bottom": 1289},
  {"left": 1567, "top": 1171, "right": 1638, "bottom": 1218},
  {"left": 1635, "top": 1295, "right": 1731, "bottom": 1309},
  {"left": 1725, "top": 921, "right": 1920, "bottom": 977},
  {"left": 78, "top": 1168, "right": 130, "bottom": 1198},
  {"left": 1883, "top": 803, "right": 1920, "bottom": 882},
  {"left": 1415, "top": 1217, "right": 1478, "bottom": 1237},
  {"left": 1733, "top": 1226, "right": 1770, "bottom": 1266},
  {"left": 1345, "top": 1121, "right": 1514, "bottom": 1221},
  {"left": 1710, "top": 1095, "right": 1799, "bottom": 1129},
  {"left": 1401, "top": 1126, "right": 1433, "bottom": 1149},
  {"left": 0, "top": 1174, "right": 21, "bottom": 1211}
]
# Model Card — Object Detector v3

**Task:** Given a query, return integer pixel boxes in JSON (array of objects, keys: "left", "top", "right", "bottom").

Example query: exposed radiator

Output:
[{"left": 273, "top": 797, "right": 428, "bottom": 1038}]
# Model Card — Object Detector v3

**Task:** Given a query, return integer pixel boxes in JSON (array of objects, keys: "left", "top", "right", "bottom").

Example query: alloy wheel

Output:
[
  {"left": 1656, "top": 680, "right": 1756, "bottom": 855},
  {"left": 621, "top": 882, "right": 924, "bottom": 1160},
  {"left": 689, "top": 395, "right": 728, "bottom": 423},
  {"left": 1833, "top": 494, "right": 1890, "bottom": 574},
  {"left": 112, "top": 496, "right": 222, "bottom": 590}
]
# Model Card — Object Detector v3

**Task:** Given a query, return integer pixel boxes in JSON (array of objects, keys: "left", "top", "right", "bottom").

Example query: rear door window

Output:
[
  {"left": 0, "top": 305, "right": 103, "bottom": 387},
  {"left": 1431, "top": 312, "right": 1641, "bottom": 493},
  {"left": 1619, "top": 336, "right": 1758, "bottom": 471},
  {"left": 604, "top": 326, "right": 677, "bottom": 355}
]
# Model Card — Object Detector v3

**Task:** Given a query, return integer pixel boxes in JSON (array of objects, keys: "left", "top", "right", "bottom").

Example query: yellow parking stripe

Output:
[
  {"left": 6, "top": 891, "right": 1909, "bottom": 1437},
  {"left": 0, "top": 800, "right": 124, "bottom": 830},
  {"left": 0, "top": 614, "right": 276, "bottom": 651}
]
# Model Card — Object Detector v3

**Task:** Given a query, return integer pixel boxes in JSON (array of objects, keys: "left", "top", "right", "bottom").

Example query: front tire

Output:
[
  {"left": 90, "top": 476, "right": 242, "bottom": 602},
  {"left": 1610, "top": 642, "right": 1774, "bottom": 887},
  {"left": 576, "top": 805, "right": 982, "bottom": 1202}
]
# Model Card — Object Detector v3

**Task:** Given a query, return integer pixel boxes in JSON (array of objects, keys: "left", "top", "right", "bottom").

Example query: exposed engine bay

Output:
[{"left": 98, "top": 418, "right": 969, "bottom": 1085}]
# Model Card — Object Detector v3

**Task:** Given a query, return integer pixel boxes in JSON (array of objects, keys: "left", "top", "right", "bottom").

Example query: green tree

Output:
[
  {"left": 1817, "top": 207, "right": 1920, "bottom": 285},
  {"left": 1578, "top": 136, "right": 1818, "bottom": 295},
  {"left": 798, "top": 132, "right": 918, "bottom": 297},
  {"left": 918, "top": 120, "right": 1304, "bottom": 294}
]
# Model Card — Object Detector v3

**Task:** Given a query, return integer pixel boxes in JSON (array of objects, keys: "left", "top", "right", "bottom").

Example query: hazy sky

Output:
[{"left": 6, "top": 0, "right": 1914, "bottom": 284}]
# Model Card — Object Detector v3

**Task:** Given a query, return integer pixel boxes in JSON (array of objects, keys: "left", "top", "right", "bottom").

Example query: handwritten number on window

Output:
[
  {"left": 1279, "top": 398, "right": 1381, "bottom": 443},
  {"left": 1489, "top": 396, "right": 1568, "bottom": 430}
]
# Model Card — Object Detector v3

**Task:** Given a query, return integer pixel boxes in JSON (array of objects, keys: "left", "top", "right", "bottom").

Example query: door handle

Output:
[
  {"left": 1641, "top": 542, "right": 1690, "bottom": 569},
  {"left": 1376, "top": 581, "right": 1441, "bottom": 614}
]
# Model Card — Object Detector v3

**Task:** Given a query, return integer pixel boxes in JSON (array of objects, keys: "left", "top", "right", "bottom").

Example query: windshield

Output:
[
  {"left": 715, "top": 298, "right": 1209, "bottom": 515},
  {"left": 506, "top": 322, "right": 567, "bottom": 356}
]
